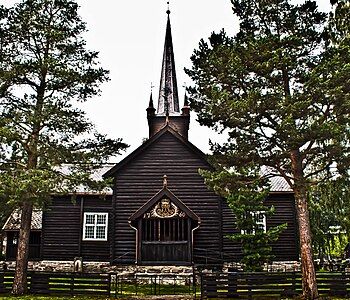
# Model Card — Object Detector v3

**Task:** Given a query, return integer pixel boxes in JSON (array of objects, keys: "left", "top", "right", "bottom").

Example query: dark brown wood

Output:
[
  {"left": 5, "top": 231, "right": 41, "bottom": 260},
  {"left": 221, "top": 192, "right": 299, "bottom": 262},
  {"left": 42, "top": 196, "right": 112, "bottom": 261},
  {"left": 200, "top": 271, "right": 350, "bottom": 299},
  {"left": 187, "top": 219, "right": 191, "bottom": 262},
  {"left": 39, "top": 125, "right": 299, "bottom": 265},
  {"left": 112, "top": 130, "right": 221, "bottom": 264},
  {"left": 111, "top": 182, "right": 117, "bottom": 263},
  {"left": 78, "top": 197, "right": 84, "bottom": 257},
  {"left": 148, "top": 115, "right": 190, "bottom": 139}
]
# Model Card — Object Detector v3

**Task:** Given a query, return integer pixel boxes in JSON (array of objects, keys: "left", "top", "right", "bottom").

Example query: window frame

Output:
[{"left": 82, "top": 212, "right": 108, "bottom": 241}]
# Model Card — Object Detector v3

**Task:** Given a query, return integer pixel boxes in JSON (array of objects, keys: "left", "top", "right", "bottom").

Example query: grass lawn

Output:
[
  {"left": 0, "top": 296, "right": 348, "bottom": 300},
  {"left": 0, "top": 297, "right": 111, "bottom": 300}
]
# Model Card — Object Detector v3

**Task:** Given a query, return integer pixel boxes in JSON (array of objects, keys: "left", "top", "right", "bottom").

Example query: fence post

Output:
[
  {"left": 108, "top": 274, "right": 111, "bottom": 297},
  {"left": 200, "top": 271, "right": 204, "bottom": 300},
  {"left": 70, "top": 273, "right": 74, "bottom": 296},
  {"left": 0, "top": 272, "right": 4, "bottom": 294},
  {"left": 115, "top": 275, "right": 119, "bottom": 298},
  {"left": 347, "top": 271, "right": 350, "bottom": 298},
  {"left": 227, "top": 271, "right": 238, "bottom": 298},
  {"left": 292, "top": 271, "right": 296, "bottom": 295}
]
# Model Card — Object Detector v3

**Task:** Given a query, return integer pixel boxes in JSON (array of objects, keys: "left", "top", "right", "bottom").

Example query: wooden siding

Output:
[
  {"left": 265, "top": 194, "right": 299, "bottom": 261},
  {"left": 42, "top": 195, "right": 112, "bottom": 261},
  {"left": 113, "top": 131, "right": 222, "bottom": 264},
  {"left": 222, "top": 193, "right": 299, "bottom": 261},
  {"left": 148, "top": 116, "right": 190, "bottom": 139}
]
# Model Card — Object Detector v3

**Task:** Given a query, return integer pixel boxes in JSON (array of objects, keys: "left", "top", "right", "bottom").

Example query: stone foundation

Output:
[
  {"left": 0, "top": 260, "right": 194, "bottom": 275},
  {"left": 0, "top": 260, "right": 300, "bottom": 274}
]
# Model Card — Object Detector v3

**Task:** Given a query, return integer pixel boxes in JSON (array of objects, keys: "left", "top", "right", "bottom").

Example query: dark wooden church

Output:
[{"left": 2, "top": 11, "right": 298, "bottom": 266}]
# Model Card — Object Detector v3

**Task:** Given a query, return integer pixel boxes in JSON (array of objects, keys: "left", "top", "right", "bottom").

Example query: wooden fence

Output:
[
  {"left": 0, "top": 271, "right": 110, "bottom": 296},
  {"left": 2, "top": 270, "right": 350, "bottom": 298},
  {"left": 201, "top": 271, "right": 350, "bottom": 299}
]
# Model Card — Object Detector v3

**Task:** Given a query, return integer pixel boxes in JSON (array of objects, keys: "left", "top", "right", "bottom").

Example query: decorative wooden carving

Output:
[{"left": 143, "top": 198, "right": 186, "bottom": 219}]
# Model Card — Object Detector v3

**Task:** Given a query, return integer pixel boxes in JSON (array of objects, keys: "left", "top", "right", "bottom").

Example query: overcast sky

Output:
[
  {"left": 4, "top": 0, "right": 332, "bottom": 159},
  {"left": 76, "top": 0, "right": 240, "bottom": 158}
]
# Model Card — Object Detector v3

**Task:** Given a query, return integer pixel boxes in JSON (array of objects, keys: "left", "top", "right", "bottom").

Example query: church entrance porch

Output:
[
  {"left": 129, "top": 177, "right": 200, "bottom": 265},
  {"left": 140, "top": 209, "right": 192, "bottom": 263}
]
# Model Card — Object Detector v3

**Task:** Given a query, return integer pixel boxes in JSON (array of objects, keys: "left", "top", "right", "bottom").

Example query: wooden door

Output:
[{"left": 139, "top": 218, "right": 192, "bottom": 263}]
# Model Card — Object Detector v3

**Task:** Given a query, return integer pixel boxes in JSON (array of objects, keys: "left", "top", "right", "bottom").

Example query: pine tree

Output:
[
  {"left": 203, "top": 166, "right": 287, "bottom": 271},
  {"left": 0, "top": 0, "right": 127, "bottom": 294},
  {"left": 186, "top": 0, "right": 350, "bottom": 298},
  {"left": 309, "top": 178, "right": 350, "bottom": 261}
]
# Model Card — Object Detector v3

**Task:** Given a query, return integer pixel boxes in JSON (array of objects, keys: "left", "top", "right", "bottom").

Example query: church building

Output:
[{"left": 2, "top": 11, "right": 299, "bottom": 267}]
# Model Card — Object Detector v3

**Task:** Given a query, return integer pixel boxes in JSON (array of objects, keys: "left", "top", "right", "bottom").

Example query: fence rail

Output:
[
  {"left": 201, "top": 271, "right": 350, "bottom": 299},
  {"left": 2, "top": 270, "right": 350, "bottom": 298},
  {"left": 0, "top": 272, "right": 111, "bottom": 296}
]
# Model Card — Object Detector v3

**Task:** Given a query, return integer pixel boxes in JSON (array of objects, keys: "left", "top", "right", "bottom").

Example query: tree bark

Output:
[
  {"left": 291, "top": 150, "right": 318, "bottom": 299},
  {"left": 12, "top": 201, "right": 33, "bottom": 295}
]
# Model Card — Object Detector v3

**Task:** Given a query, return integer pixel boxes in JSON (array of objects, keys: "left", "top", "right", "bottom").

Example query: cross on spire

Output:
[{"left": 157, "top": 7, "right": 180, "bottom": 116}]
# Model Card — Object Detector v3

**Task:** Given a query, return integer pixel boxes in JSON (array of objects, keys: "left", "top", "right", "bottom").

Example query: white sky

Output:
[
  {"left": 3, "top": 0, "right": 332, "bottom": 159},
  {"left": 76, "top": 0, "right": 239, "bottom": 157}
]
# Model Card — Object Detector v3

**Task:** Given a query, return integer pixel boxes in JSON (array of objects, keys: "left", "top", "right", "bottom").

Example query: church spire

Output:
[{"left": 157, "top": 9, "right": 180, "bottom": 115}]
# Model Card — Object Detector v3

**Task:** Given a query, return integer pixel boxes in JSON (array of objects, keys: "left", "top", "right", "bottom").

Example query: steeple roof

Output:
[{"left": 157, "top": 10, "right": 180, "bottom": 116}]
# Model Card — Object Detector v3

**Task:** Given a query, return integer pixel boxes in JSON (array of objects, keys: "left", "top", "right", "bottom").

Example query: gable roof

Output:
[
  {"left": 57, "top": 164, "right": 113, "bottom": 195},
  {"left": 129, "top": 185, "right": 200, "bottom": 223},
  {"left": 103, "top": 124, "right": 292, "bottom": 193},
  {"left": 103, "top": 124, "right": 210, "bottom": 178},
  {"left": 2, "top": 209, "right": 42, "bottom": 231}
]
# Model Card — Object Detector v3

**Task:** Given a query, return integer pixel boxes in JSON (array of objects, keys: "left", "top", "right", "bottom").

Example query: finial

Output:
[
  {"left": 184, "top": 93, "right": 189, "bottom": 107},
  {"left": 182, "top": 82, "right": 189, "bottom": 106},
  {"left": 148, "top": 92, "right": 154, "bottom": 108},
  {"left": 166, "top": 1, "right": 170, "bottom": 15},
  {"left": 163, "top": 175, "right": 168, "bottom": 187},
  {"left": 151, "top": 82, "right": 155, "bottom": 93}
]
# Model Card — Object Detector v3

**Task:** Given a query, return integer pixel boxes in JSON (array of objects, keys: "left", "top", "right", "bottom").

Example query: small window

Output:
[
  {"left": 83, "top": 213, "right": 108, "bottom": 241},
  {"left": 241, "top": 211, "right": 266, "bottom": 234}
]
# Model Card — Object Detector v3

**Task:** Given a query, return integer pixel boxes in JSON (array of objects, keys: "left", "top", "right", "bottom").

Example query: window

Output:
[
  {"left": 83, "top": 213, "right": 108, "bottom": 241},
  {"left": 241, "top": 211, "right": 266, "bottom": 234}
]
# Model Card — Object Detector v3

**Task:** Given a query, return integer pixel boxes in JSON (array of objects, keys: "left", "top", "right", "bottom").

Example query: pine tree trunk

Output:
[
  {"left": 295, "top": 187, "right": 318, "bottom": 299},
  {"left": 291, "top": 150, "right": 318, "bottom": 299},
  {"left": 12, "top": 201, "right": 33, "bottom": 295}
]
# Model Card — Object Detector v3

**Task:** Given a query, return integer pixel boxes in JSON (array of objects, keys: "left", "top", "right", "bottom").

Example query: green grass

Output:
[
  {"left": 0, "top": 293, "right": 348, "bottom": 300},
  {"left": 0, "top": 296, "right": 111, "bottom": 300},
  {"left": 114, "top": 282, "right": 196, "bottom": 297}
]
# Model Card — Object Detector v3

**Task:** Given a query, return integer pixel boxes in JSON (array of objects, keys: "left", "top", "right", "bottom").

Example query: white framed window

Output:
[
  {"left": 83, "top": 213, "right": 108, "bottom": 241},
  {"left": 241, "top": 211, "right": 266, "bottom": 234}
]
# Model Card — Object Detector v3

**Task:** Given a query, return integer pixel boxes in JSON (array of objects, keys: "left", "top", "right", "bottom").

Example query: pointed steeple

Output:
[
  {"left": 182, "top": 92, "right": 190, "bottom": 116},
  {"left": 149, "top": 92, "right": 154, "bottom": 108},
  {"left": 147, "top": 92, "right": 156, "bottom": 118},
  {"left": 157, "top": 9, "right": 180, "bottom": 116},
  {"left": 147, "top": 8, "right": 190, "bottom": 140}
]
